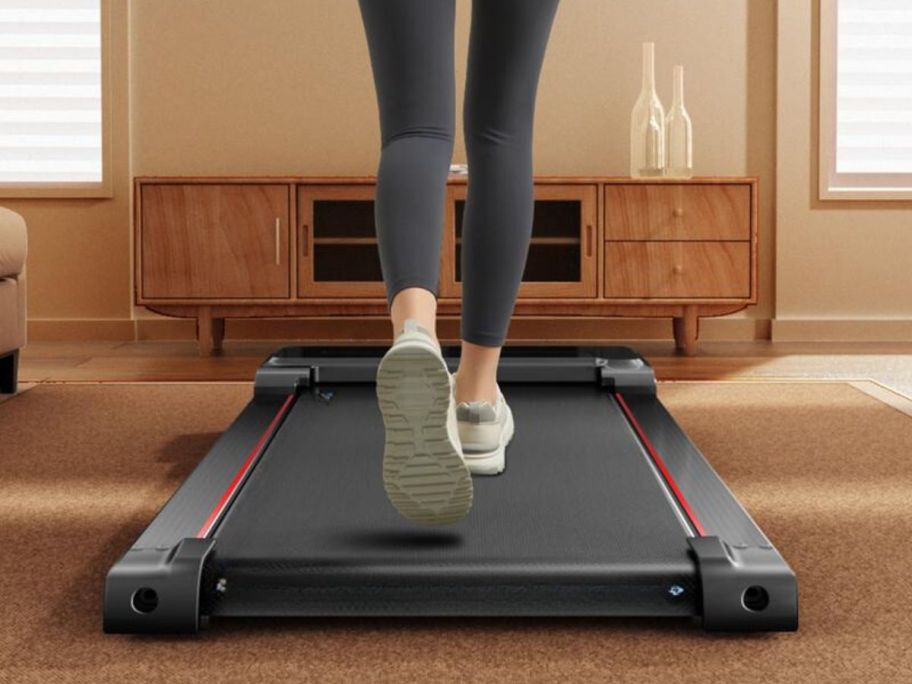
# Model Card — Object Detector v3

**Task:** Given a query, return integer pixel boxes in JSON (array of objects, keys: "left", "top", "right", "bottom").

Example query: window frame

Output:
[
  {"left": 819, "top": 0, "right": 912, "bottom": 200},
  {"left": 0, "top": 0, "right": 113, "bottom": 199}
]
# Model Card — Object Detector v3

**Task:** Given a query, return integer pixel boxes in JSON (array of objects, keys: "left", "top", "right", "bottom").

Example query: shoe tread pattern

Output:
[{"left": 377, "top": 346, "right": 473, "bottom": 524}]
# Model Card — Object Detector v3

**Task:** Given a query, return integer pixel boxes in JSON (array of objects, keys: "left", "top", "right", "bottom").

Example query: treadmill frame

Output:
[{"left": 103, "top": 346, "right": 798, "bottom": 634}]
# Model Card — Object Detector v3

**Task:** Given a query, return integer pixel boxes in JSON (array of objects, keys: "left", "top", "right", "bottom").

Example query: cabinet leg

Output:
[
  {"left": 673, "top": 305, "right": 700, "bottom": 355},
  {"left": 212, "top": 317, "right": 225, "bottom": 353},
  {"left": 197, "top": 308, "right": 214, "bottom": 356}
]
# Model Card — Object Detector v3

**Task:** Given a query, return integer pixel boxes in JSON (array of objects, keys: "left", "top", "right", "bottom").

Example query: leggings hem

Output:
[
  {"left": 387, "top": 280, "right": 439, "bottom": 309},
  {"left": 460, "top": 330, "right": 505, "bottom": 348}
]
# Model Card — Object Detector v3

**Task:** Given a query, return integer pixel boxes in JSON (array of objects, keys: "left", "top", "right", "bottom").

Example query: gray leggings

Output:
[{"left": 357, "top": 0, "right": 560, "bottom": 347}]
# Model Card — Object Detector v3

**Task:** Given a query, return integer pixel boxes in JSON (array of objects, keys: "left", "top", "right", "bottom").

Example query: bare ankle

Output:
[
  {"left": 455, "top": 339, "right": 502, "bottom": 405},
  {"left": 453, "top": 370, "right": 498, "bottom": 405},
  {"left": 390, "top": 287, "right": 438, "bottom": 341}
]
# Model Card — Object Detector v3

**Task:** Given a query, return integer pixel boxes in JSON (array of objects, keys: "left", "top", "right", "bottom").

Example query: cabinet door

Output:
[
  {"left": 297, "top": 185, "right": 392, "bottom": 298},
  {"left": 440, "top": 183, "right": 597, "bottom": 299},
  {"left": 140, "top": 184, "right": 290, "bottom": 299}
]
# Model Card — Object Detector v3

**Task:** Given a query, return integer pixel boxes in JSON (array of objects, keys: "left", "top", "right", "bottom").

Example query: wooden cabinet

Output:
[
  {"left": 601, "top": 180, "right": 757, "bottom": 352},
  {"left": 441, "top": 183, "right": 597, "bottom": 299},
  {"left": 296, "top": 184, "right": 388, "bottom": 298},
  {"left": 134, "top": 176, "right": 758, "bottom": 356},
  {"left": 295, "top": 182, "right": 596, "bottom": 300},
  {"left": 139, "top": 184, "right": 290, "bottom": 299}
]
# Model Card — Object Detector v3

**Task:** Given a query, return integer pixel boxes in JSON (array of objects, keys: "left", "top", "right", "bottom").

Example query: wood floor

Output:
[{"left": 15, "top": 339, "right": 912, "bottom": 400}]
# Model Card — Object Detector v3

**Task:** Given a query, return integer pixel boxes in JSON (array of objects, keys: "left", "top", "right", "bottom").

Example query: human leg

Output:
[
  {"left": 455, "top": 0, "right": 560, "bottom": 403},
  {"left": 357, "top": 0, "right": 456, "bottom": 341}
]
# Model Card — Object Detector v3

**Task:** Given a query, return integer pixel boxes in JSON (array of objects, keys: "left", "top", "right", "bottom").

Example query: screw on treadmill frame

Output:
[
  {"left": 668, "top": 584, "right": 685, "bottom": 597},
  {"left": 215, "top": 578, "right": 228, "bottom": 594},
  {"left": 318, "top": 390, "right": 334, "bottom": 403}
]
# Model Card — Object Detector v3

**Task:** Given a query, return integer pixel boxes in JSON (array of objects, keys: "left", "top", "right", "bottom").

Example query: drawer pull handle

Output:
[
  {"left": 301, "top": 224, "right": 309, "bottom": 257},
  {"left": 672, "top": 207, "right": 685, "bottom": 217},
  {"left": 274, "top": 218, "right": 281, "bottom": 265},
  {"left": 585, "top": 224, "right": 593, "bottom": 257},
  {"left": 673, "top": 264, "right": 684, "bottom": 274}
]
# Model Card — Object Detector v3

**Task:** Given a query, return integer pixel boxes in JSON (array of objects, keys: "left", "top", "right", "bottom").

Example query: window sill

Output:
[
  {"left": 0, "top": 182, "right": 114, "bottom": 200},
  {"left": 819, "top": 186, "right": 912, "bottom": 202}
]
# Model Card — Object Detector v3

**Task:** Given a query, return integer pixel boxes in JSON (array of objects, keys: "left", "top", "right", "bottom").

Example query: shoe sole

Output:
[
  {"left": 462, "top": 404, "right": 515, "bottom": 476},
  {"left": 376, "top": 342, "right": 473, "bottom": 525}
]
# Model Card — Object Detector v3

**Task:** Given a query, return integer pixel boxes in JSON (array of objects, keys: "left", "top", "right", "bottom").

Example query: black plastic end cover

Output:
[
  {"left": 103, "top": 538, "right": 216, "bottom": 634},
  {"left": 688, "top": 536, "right": 798, "bottom": 632}
]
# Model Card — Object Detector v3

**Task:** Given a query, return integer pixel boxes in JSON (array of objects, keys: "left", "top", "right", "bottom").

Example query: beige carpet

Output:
[{"left": 0, "top": 380, "right": 911, "bottom": 684}]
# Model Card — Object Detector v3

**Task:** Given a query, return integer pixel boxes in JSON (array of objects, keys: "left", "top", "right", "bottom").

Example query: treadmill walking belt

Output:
[{"left": 210, "top": 384, "right": 697, "bottom": 616}]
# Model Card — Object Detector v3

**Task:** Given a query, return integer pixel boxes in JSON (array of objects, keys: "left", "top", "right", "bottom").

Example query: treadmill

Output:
[{"left": 103, "top": 345, "right": 798, "bottom": 634}]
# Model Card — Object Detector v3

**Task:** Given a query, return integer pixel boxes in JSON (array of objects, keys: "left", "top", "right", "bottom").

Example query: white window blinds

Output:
[
  {"left": 836, "top": 0, "right": 912, "bottom": 175},
  {"left": 0, "top": 0, "right": 102, "bottom": 184}
]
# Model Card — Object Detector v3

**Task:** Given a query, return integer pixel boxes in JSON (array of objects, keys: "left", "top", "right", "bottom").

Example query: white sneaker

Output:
[
  {"left": 456, "top": 385, "right": 514, "bottom": 475},
  {"left": 375, "top": 319, "right": 473, "bottom": 525}
]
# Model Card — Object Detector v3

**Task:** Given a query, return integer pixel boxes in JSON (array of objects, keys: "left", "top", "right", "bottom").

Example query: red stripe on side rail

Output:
[
  {"left": 195, "top": 393, "right": 296, "bottom": 539},
  {"left": 614, "top": 392, "right": 706, "bottom": 537}
]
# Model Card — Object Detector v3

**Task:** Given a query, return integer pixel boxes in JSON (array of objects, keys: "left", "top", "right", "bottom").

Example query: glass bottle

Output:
[
  {"left": 629, "top": 42, "right": 665, "bottom": 177},
  {"left": 665, "top": 65, "right": 694, "bottom": 178}
]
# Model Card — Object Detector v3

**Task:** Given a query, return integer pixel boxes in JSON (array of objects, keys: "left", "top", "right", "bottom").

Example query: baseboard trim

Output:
[
  {"left": 27, "top": 319, "right": 135, "bottom": 342},
  {"left": 772, "top": 319, "right": 912, "bottom": 342},
  {"left": 28, "top": 316, "right": 765, "bottom": 343},
  {"left": 34, "top": 317, "right": 912, "bottom": 344}
]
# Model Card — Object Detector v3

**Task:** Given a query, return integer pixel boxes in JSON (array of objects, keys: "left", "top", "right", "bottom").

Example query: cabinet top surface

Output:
[{"left": 135, "top": 175, "right": 758, "bottom": 185}]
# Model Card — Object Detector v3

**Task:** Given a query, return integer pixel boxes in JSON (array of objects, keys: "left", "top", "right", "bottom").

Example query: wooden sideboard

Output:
[{"left": 135, "top": 175, "right": 758, "bottom": 355}]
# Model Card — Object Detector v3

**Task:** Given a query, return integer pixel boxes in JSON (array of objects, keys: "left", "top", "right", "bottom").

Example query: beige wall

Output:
[
  {"left": 128, "top": 0, "right": 776, "bottom": 342},
  {"left": 774, "top": 0, "right": 912, "bottom": 341},
  {"left": 10, "top": 0, "right": 903, "bottom": 343},
  {"left": 2, "top": 0, "right": 132, "bottom": 339}
]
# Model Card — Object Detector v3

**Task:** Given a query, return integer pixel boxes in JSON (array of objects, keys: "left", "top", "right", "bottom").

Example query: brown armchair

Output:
[{"left": 0, "top": 207, "right": 27, "bottom": 393}]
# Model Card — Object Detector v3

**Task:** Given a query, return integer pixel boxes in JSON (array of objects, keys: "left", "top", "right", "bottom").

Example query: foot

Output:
[
  {"left": 375, "top": 319, "right": 473, "bottom": 525},
  {"left": 456, "top": 384, "right": 514, "bottom": 475}
]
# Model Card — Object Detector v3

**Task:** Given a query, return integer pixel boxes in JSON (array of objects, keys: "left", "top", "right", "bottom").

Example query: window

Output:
[
  {"left": 0, "top": 0, "right": 110, "bottom": 198},
  {"left": 819, "top": 0, "right": 912, "bottom": 200}
]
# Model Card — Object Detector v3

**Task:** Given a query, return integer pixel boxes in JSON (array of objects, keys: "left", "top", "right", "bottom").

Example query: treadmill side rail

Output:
[
  {"left": 103, "top": 538, "right": 215, "bottom": 634},
  {"left": 598, "top": 361, "right": 656, "bottom": 395},
  {"left": 688, "top": 536, "right": 798, "bottom": 632},
  {"left": 255, "top": 364, "right": 312, "bottom": 396}
]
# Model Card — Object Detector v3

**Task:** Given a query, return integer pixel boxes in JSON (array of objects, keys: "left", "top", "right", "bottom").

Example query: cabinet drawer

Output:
[
  {"left": 605, "top": 241, "right": 750, "bottom": 298},
  {"left": 605, "top": 183, "right": 750, "bottom": 240}
]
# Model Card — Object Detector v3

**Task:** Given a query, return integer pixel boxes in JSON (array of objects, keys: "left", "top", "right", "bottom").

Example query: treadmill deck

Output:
[{"left": 209, "top": 383, "right": 698, "bottom": 616}]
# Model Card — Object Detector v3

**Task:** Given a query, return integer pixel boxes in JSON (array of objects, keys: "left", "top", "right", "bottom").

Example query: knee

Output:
[
  {"left": 463, "top": 94, "right": 535, "bottom": 153},
  {"left": 382, "top": 123, "right": 455, "bottom": 150},
  {"left": 463, "top": 119, "right": 532, "bottom": 155}
]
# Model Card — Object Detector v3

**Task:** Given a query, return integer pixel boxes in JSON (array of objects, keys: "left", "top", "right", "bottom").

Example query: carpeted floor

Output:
[{"left": 0, "top": 380, "right": 911, "bottom": 684}]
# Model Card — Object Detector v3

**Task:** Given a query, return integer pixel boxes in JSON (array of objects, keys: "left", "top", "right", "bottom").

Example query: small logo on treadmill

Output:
[{"left": 667, "top": 584, "right": 685, "bottom": 598}]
